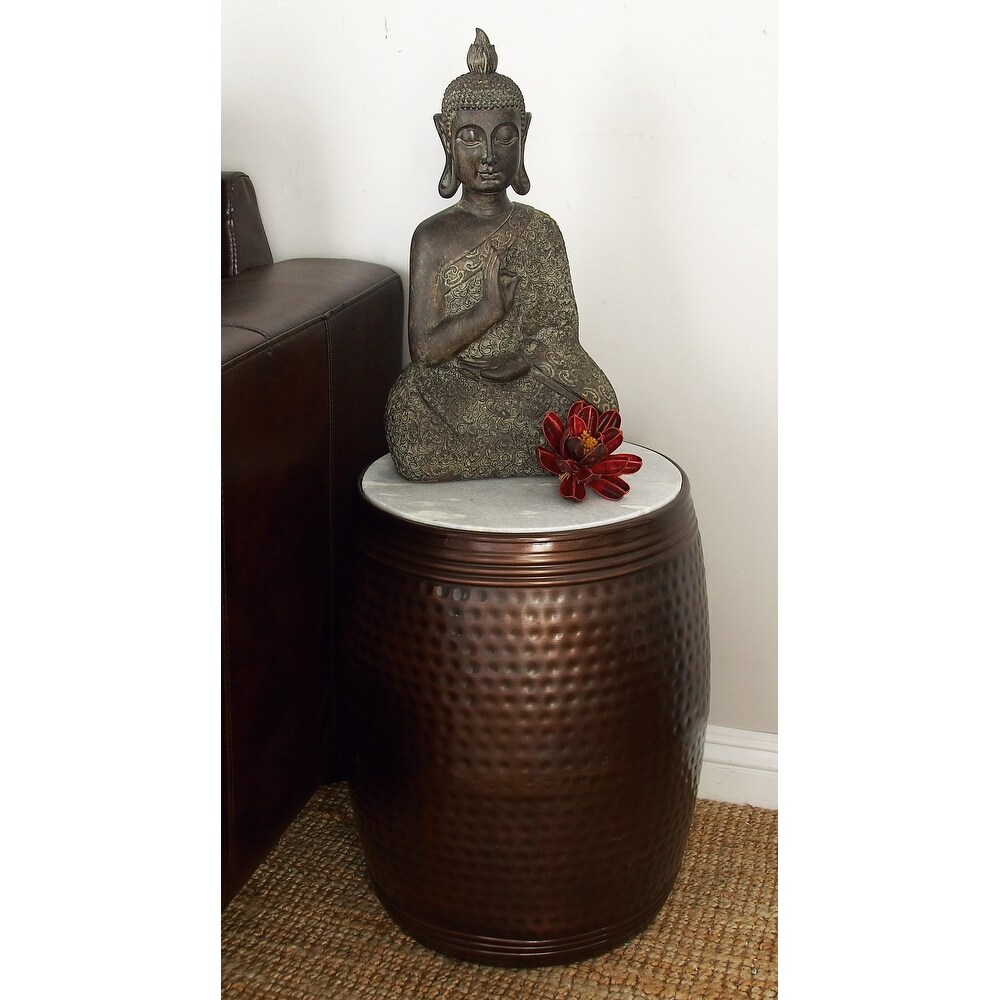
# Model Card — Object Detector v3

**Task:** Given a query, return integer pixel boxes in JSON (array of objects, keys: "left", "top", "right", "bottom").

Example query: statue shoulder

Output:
[
  {"left": 411, "top": 207, "right": 458, "bottom": 248},
  {"left": 410, "top": 207, "right": 467, "bottom": 271},
  {"left": 515, "top": 204, "right": 568, "bottom": 251},
  {"left": 516, "top": 203, "right": 559, "bottom": 231}
]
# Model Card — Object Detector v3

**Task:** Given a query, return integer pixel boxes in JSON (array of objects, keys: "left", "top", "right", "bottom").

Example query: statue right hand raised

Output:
[
  {"left": 407, "top": 241, "right": 521, "bottom": 367},
  {"left": 480, "top": 247, "right": 520, "bottom": 325}
]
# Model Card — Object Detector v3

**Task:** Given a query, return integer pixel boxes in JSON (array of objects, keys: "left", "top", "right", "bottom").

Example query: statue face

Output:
[{"left": 451, "top": 108, "right": 522, "bottom": 193}]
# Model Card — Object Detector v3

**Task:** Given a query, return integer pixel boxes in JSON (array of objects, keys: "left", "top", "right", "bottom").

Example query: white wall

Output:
[{"left": 222, "top": 0, "right": 777, "bottom": 735}]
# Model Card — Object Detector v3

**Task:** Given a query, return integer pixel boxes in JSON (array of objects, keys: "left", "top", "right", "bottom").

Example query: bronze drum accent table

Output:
[{"left": 343, "top": 446, "right": 710, "bottom": 967}]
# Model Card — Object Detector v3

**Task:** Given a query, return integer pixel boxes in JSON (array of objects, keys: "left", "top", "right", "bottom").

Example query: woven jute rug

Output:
[{"left": 222, "top": 782, "right": 777, "bottom": 999}]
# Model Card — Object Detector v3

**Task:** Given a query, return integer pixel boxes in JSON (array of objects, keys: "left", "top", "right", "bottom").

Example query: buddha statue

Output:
[{"left": 385, "top": 28, "right": 618, "bottom": 482}]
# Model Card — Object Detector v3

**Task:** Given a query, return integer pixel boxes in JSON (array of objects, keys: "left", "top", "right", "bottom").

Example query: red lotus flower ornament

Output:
[{"left": 536, "top": 400, "right": 643, "bottom": 502}]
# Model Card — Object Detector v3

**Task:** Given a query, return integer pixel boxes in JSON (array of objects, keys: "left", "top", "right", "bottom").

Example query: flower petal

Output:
[
  {"left": 598, "top": 427, "right": 623, "bottom": 455},
  {"left": 589, "top": 475, "right": 630, "bottom": 500},
  {"left": 592, "top": 452, "right": 643, "bottom": 476},
  {"left": 597, "top": 408, "right": 622, "bottom": 433},
  {"left": 568, "top": 399, "right": 587, "bottom": 423},
  {"left": 541, "top": 411, "right": 564, "bottom": 450},
  {"left": 575, "top": 403, "right": 599, "bottom": 432},
  {"left": 565, "top": 435, "right": 585, "bottom": 462},
  {"left": 559, "top": 474, "right": 587, "bottom": 502},
  {"left": 536, "top": 446, "right": 565, "bottom": 477},
  {"left": 566, "top": 413, "right": 588, "bottom": 440},
  {"left": 581, "top": 441, "right": 607, "bottom": 467}
]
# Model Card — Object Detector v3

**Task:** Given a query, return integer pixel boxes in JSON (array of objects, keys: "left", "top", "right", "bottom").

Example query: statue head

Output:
[{"left": 434, "top": 29, "right": 532, "bottom": 199}]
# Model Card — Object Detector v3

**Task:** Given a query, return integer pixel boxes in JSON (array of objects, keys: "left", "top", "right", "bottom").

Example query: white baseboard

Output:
[{"left": 697, "top": 725, "right": 777, "bottom": 809}]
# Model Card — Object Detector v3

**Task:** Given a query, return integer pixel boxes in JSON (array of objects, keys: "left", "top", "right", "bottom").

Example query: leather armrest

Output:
[
  {"left": 222, "top": 172, "right": 274, "bottom": 278},
  {"left": 221, "top": 256, "right": 404, "bottom": 906}
]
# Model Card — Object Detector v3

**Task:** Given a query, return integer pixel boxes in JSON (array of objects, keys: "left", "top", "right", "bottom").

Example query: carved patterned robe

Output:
[{"left": 385, "top": 204, "right": 618, "bottom": 481}]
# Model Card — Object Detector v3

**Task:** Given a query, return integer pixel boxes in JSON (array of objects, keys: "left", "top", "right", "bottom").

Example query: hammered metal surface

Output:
[{"left": 343, "top": 475, "right": 710, "bottom": 966}]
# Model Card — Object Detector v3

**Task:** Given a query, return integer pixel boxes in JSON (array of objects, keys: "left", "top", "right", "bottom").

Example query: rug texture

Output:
[{"left": 222, "top": 782, "right": 777, "bottom": 999}]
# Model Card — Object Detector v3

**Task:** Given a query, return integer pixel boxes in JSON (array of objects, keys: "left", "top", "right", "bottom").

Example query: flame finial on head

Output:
[{"left": 467, "top": 28, "right": 498, "bottom": 74}]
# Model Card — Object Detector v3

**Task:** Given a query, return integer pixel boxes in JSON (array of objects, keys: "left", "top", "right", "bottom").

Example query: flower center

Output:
[{"left": 580, "top": 431, "right": 599, "bottom": 456}]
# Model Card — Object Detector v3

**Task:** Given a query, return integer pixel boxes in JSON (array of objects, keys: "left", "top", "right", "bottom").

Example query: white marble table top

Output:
[{"left": 361, "top": 445, "right": 683, "bottom": 535}]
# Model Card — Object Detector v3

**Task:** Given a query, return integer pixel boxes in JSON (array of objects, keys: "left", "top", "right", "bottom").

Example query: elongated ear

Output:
[
  {"left": 512, "top": 111, "right": 531, "bottom": 196},
  {"left": 434, "top": 113, "right": 458, "bottom": 198}
]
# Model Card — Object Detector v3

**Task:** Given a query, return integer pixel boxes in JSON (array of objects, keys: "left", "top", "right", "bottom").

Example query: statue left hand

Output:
[{"left": 457, "top": 351, "right": 531, "bottom": 383}]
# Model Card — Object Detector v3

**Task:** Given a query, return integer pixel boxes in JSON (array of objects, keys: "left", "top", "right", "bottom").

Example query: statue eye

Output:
[
  {"left": 493, "top": 126, "right": 518, "bottom": 145},
  {"left": 456, "top": 127, "right": 481, "bottom": 144}
]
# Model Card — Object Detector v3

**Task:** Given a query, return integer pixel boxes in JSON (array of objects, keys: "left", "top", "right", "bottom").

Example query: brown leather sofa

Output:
[{"left": 222, "top": 171, "right": 403, "bottom": 907}]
